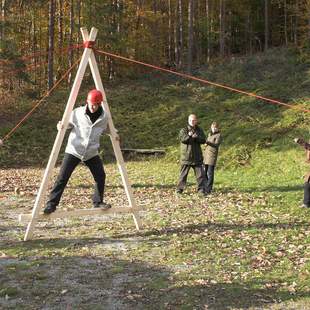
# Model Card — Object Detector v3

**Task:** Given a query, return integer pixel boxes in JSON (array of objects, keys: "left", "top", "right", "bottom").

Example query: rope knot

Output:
[{"left": 83, "top": 41, "right": 95, "bottom": 49}]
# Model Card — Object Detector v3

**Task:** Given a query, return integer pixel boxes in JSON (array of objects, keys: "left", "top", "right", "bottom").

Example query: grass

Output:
[
  {"left": 0, "top": 47, "right": 310, "bottom": 308},
  {"left": 0, "top": 155, "right": 310, "bottom": 309}
]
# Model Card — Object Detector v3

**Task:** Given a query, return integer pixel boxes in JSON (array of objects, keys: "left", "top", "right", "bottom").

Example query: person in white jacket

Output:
[{"left": 44, "top": 89, "right": 112, "bottom": 214}]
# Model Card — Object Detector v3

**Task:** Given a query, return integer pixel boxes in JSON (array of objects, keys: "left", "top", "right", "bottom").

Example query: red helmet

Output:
[{"left": 87, "top": 89, "right": 103, "bottom": 104}]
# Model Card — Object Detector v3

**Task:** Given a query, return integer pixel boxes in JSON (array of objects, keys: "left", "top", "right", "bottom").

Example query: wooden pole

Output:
[
  {"left": 23, "top": 28, "right": 98, "bottom": 241},
  {"left": 81, "top": 28, "right": 142, "bottom": 230},
  {"left": 23, "top": 27, "right": 141, "bottom": 241}
]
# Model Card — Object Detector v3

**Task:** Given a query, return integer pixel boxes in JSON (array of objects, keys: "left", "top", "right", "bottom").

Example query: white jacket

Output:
[{"left": 65, "top": 105, "right": 109, "bottom": 161}]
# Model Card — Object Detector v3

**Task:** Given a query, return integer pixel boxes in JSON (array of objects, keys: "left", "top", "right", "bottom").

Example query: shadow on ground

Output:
[
  {"left": 112, "top": 220, "right": 310, "bottom": 240},
  {"left": 0, "top": 237, "right": 308, "bottom": 309}
]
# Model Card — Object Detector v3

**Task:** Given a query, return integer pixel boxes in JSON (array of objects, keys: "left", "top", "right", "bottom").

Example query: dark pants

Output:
[
  {"left": 177, "top": 164, "right": 205, "bottom": 192},
  {"left": 47, "top": 153, "right": 106, "bottom": 208},
  {"left": 205, "top": 164, "right": 215, "bottom": 193},
  {"left": 304, "top": 182, "right": 310, "bottom": 206}
]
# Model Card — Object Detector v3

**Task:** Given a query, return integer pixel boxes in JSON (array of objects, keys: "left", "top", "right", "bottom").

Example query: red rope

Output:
[
  {"left": 1, "top": 44, "right": 84, "bottom": 78},
  {"left": 1, "top": 59, "right": 49, "bottom": 77},
  {"left": 94, "top": 49, "right": 310, "bottom": 114},
  {"left": 1, "top": 56, "right": 82, "bottom": 143},
  {"left": 83, "top": 41, "right": 95, "bottom": 49},
  {"left": 0, "top": 44, "right": 83, "bottom": 65}
]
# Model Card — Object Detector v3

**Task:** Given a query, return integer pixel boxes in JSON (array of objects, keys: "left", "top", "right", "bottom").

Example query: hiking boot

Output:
[
  {"left": 94, "top": 202, "right": 112, "bottom": 210},
  {"left": 43, "top": 205, "right": 57, "bottom": 214},
  {"left": 176, "top": 189, "right": 183, "bottom": 194}
]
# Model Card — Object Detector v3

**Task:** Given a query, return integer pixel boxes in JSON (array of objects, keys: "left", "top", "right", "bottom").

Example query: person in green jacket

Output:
[
  {"left": 203, "top": 121, "right": 222, "bottom": 194},
  {"left": 176, "top": 114, "right": 207, "bottom": 196}
]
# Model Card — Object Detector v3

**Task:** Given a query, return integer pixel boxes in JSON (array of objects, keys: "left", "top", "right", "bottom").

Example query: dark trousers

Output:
[
  {"left": 177, "top": 164, "right": 205, "bottom": 192},
  {"left": 47, "top": 153, "right": 106, "bottom": 208},
  {"left": 304, "top": 182, "right": 310, "bottom": 206},
  {"left": 205, "top": 164, "right": 215, "bottom": 193}
]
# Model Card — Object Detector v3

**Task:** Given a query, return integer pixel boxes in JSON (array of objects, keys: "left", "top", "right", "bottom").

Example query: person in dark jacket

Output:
[
  {"left": 204, "top": 122, "right": 222, "bottom": 194},
  {"left": 294, "top": 137, "right": 310, "bottom": 209},
  {"left": 44, "top": 89, "right": 114, "bottom": 214},
  {"left": 176, "top": 114, "right": 207, "bottom": 195}
]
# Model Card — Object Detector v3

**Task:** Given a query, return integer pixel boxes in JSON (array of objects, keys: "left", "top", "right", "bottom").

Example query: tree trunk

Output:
[
  {"left": 178, "top": 0, "right": 183, "bottom": 69},
  {"left": 135, "top": 0, "right": 142, "bottom": 31},
  {"left": 1, "top": 0, "right": 6, "bottom": 41},
  {"left": 227, "top": 9, "right": 232, "bottom": 56},
  {"left": 290, "top": 13, "right": 294, "bottom": 42},
  {"left": 153, "top": 0, "right": 157, "bottom": 14},
  {"left": 195, "top": 0, "right": 200, "bottom": 66},
  {"left": 68, "top": 0, "right": 74, "bottom": 84},
  {"left": 135, "top": 0, "right": 142, "bottom": 59},
  {"left": 284, "top": 0, "right": 288, "bottom": 45},
  {"left": 206, "top": 0, "right": 210, "bottom": 62},
  {"left": 116, "top": 0, "right": 121, "bottom": 33},
  {"left": 39, "top": 6, "right": 43, "bottom": 90},
  {"left": 247, "top": 11, "right": 253, "bottom": 55},
  {"left": 32, "top": 12, "right": 37, "bottom": 84},
  {"left": 57, "top": 0, "right": 64, "bottom": 78},
  {"left": 264, "top": 0, "right": 269, "bottom": 51},
  {"left": 187, "top": 0, "right": 193, "bottom": 73},
  {"left": 77, "top": 0, "right": 81, "bottom": 35},
  {"left": 219, "top": 0, "right": 225, "bottom": 57},
  {"left": 48, "top": 0, "right": 56, "bottom": 90},
  {"left": 174, "top": 1, "right": 179, "bottom": 68},
  {"left": 307, "top": 0, "right": 310, "bottom": 42},
  {"left": 58, "top": 0, "right": 63, "bottom": 48},
  {"left": 294, "top": 0, "right": 298, "bottom": 45},
  {"left": 168, "top": 0, "right": 172, "bottom": 64},
  {"left": 309, "top": 10, "right": 310, "bottom": 42}
]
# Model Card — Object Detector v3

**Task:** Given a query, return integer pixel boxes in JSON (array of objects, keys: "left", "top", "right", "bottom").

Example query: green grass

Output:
[{"left": 0, "top": 154, "right": 310, "bottom": 308}]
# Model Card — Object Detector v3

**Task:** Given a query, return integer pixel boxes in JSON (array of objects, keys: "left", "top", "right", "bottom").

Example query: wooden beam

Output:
[
  {"left": 21, "top": 27, "right": 143, "bottom": 241},
  {"left": 23, "top": 27, "right": 99, "bottom": 241},
  {"left": 121, "top": 148, "right": 165, "bottom": 155},
  {"left": 82, "top": 29, "right": 142, "bottom": 230},
  {"left": 19, "top": 207, "right": 141, "bottom": 223}
]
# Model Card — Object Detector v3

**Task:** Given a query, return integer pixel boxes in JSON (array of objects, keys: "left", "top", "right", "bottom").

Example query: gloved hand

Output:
[{"left": 57, "top": 121, "right": 63, "bottom": 131}]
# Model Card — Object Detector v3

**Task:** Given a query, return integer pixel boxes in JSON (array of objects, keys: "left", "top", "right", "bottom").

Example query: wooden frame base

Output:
[{"left": 19, "top": 207, "right": 141, "bottom": 223}]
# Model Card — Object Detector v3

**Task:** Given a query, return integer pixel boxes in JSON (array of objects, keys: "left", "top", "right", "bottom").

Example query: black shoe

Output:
[
  {"left": 176, "top": 189, "right": 183, "bottom": 194},
  {"left": 94, "top": 202, "right": 112, "bottom": 210},
  {"left": 43, "top": 205, "right": 57, "bottom": 214},
  {"left": 198, "top": 190, "right": 208, "bottom": 197}
]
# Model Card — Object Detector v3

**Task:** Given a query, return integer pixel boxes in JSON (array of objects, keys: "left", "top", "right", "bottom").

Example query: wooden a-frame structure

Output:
[{"left": 19, "top": 27, "right": 142, "bottom": 241}]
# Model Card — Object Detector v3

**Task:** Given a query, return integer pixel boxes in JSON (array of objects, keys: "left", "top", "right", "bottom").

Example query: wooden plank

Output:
[
  {"left": 82, "top": 30, "right": 142, "bottom": 230},
  {"left": 121, "top": 148, "right": 165, "bottom": 155},
  {"left": 21, "top": 27, "right": 142, "bottom": 240},
  {"left": 19, "top": 207, "right": 141, "bottom": 223},
  {"left": 23, "top": 27, "right": 98, "bottom": 241}
]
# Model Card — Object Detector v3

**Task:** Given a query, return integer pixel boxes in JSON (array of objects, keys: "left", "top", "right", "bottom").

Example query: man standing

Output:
[
  {"left": 176, "top": 114, "right": 207, "bottom": 196},
  {"left": 204, "top": 121, "right": 222, "bottom": 194},
  {"left": 44, "top": 89, "right": 112, "bottom": 214},
  {"left": 294, "top": 137, "right": 310, "bottom": 209}
]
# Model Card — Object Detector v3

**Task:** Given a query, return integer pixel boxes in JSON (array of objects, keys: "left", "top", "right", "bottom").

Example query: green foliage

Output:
[
  {"left": 0, "top": 39, "right": 30, "bottom": 83},
  {"left": 0, "top": 48, "right": 309, "bottom": 168}
]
